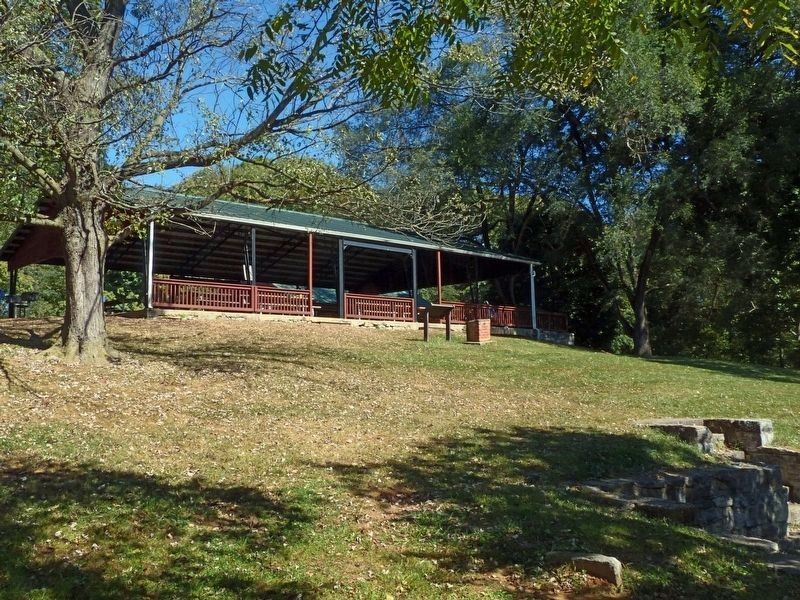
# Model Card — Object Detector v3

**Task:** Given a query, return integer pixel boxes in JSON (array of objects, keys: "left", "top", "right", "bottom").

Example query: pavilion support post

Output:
[
  {"left": 471, "top": 256, "right": 479, "bottom": 303},
  {"left": 250, "top": 227, "right": 257, "bottom": 312},
  {"left": 411, "top": 249, "right": 418, "bottom": 321},
  {"left": 337, "top": 238, "right": 345, "bottom": 319},
  {"left": 529, "top": 264, "right": 538, "bottom": 336},
  {"left": 8, "top": 269, "right": 17, "bottom": 318},
  {"left": 436, "top": 250, "right": 442, "bottom": 304},
  {"left": 250, "top": 228, "right": 257, "bottom": 283},
  {"left": 307, "top": 232, "right": 314, "bottom": 316},
  {"left": 145, "top": 221, "right": 155, "bottom": 313}
]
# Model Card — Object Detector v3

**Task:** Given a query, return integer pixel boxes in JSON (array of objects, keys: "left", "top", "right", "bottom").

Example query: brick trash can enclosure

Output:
[{"left": 466, "top": 318, "right": 491, "bottom": 343}]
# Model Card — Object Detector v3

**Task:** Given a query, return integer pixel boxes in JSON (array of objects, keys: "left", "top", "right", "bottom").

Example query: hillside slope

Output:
[{"left": 1, "top": 317, "right": 799, "bottom": 598}]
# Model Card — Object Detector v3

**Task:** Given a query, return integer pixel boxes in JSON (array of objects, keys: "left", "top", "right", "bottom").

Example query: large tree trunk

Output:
[
  {"left": 632, "top": 287, "right": 652, "bottom": 357},
  {"left": 630, "top": 222, "right": 663, "bottom": 358},
  {"left": 57, "top": 199, "right": 110, "bottom": 362}
]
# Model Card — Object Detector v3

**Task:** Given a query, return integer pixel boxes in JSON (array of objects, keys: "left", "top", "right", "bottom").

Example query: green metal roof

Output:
[{"left": 128, "top": 189, "right": 537, "bottom": 265}]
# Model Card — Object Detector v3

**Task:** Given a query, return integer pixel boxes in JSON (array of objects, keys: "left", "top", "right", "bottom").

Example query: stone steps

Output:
[
  {"left": 578, "top": 463, "right": 789, "bottom": 541},
  {"left": 766, "top": 554, "right": 800, "bottom": 576},
  {"left": 583, "top": 416, "right": 800, "bottom": 573},
  {"left": 635, "top": 417, "right": 800, "bottom": 514}
]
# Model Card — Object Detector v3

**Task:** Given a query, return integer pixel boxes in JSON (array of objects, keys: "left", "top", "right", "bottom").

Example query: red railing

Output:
[
  {"left": 256, "top": 287, "right": 312, "bottom": 315},
  {"left": 153, "top": 279, "right": 253, "bottom": 312},
  {"left": 537, "top": 309, "right": 570, "bottom": 332},
  {"left": 150, "top": 279, "right": 568, "bottom": 330},
  {"left": 441, "top": 301, "right": 568, "bottom": 331},
  {"left": 152, "top": 279, "right": 311, "bottom": 315},
  {"left": 345, "top": 293, "right": 414, "bottom": 321}
]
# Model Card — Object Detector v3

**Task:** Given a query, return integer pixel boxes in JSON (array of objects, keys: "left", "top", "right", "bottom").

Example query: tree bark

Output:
[
  {"left": 57, "top": 200, "right": 110, "bottom": 362},
  {"left": 630, "top": 222, "right": 663, "bottom": 357},
  {"left": 632, "top": 287, "right": 652, "bottom": 357}
]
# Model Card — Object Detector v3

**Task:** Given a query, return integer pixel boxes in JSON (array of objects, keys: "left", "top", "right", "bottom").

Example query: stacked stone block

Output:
[
  {"left": 704, "top": 418, "right": 774, "bottom": 451},
  {"left": 583, "top": 463, "right": 789, "bottom": 540},
  {"left": 746, "top": 446, "right": 800, "bottom": 503}
]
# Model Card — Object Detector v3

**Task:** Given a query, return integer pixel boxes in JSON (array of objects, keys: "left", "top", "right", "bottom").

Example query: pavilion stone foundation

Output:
[
  {"left": 535, "top": 329, "right": 576, "bottom": 345},
  {"left": 487, "top": 326, "right": 576, "bottom": 345},
  {"left": 582, "top": 463, "right": 789, "bottom": 540}
]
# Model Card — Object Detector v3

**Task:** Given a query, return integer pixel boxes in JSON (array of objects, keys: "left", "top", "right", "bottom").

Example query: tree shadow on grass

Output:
[
  {"left": 649, "top": 356, "right": 800, "bottom": 385},
  {"left": 109, "top": 330, "right": 343, "bottom": 374},
  {"left": 0, "top": 456, "right": 322, "bottom": 599},
  {"left": 0, "top": 326, "right": 60, "bottom": 350},
  {"left": 322, "top": 427, "right": 796, "bottom": 598}
]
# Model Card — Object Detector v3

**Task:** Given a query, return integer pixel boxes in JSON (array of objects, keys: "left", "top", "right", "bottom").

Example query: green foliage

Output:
[
  {"left": 22, "top": 266, "right": 66, "bottom": 317},
  {"left": 337, "top": 117, "right": 483, "bottom": 240},
  {"left": 245, "top": 0, "right": 797, "bottom": 106},
  {"left": 182, "top": 149, "right": 478, "bottom": 241},
  {"left": 332, "top": 0, "right": 800, "bottom": 365},
  {"left": 0, "top": 264, "right": 65, "bottom": 318},
  {"left": 644, "top": 26, "right": 800, "bottom": 366},
  {"left": 610, "top": 330, "right": 636, "bottom": 355},
  {"left": 104, "top": 271, "right": 144, "bottom": 313},
  {"left": 243, "top": 0, "right": 488, "bottom": 107},
  {"left": 178, "top": 157, "right": 376, "bottom": 216}
]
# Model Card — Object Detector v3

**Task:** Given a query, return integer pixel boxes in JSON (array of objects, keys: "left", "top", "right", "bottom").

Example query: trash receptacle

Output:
[{"left": 466, "top": 318, "right": 491, "bottom": 344}]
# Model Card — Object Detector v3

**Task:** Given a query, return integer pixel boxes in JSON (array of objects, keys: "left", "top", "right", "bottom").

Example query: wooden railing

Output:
[
  {"left": 440, "top": 301, "right": 569, "bottom": 331},
  {"left": 256, "top": 287, "right": 312, "bottom": 315},
  {"left": 536, "top": 309, "right": 570, "bottom": 332},
  {"left": 150, "top": 279, "right": 568, "bottom": 330},
  {"left": 345, "top": 293, "right": 414, "bottom": 321},
  {"left": 152, "top": 279, "right": 312, "bottom": 315},
  {"left": 153, "top": 279, "right": 253, "bottom": 312}
]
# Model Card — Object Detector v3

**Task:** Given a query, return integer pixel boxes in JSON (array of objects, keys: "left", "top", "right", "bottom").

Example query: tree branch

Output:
[
  {"left": 0, "top": 139, "right": 63, "bottom": 196},
  {"left": 0, "top": 212, "right": 63, "bottom": 228}
]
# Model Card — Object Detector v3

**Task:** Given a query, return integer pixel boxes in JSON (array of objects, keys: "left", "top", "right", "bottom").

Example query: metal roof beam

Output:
[
  {"left": 177, "top": 223, "right": 242, "bottom": 275},
  {"left": 257, "top": 233, "right": 304, "bottom": 278},
  {"left": 342, "top": 239, "right": 413, "bottom": 256}
]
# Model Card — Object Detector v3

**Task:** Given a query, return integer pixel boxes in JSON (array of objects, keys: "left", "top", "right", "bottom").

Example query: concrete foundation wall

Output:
[{"left": 149, "top": 309, "right": 575, "bottom": 345}]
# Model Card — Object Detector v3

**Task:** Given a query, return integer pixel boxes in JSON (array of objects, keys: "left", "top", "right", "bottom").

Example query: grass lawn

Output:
[{"left": 1, "top": 316, "right": 799, "bottom": 598}]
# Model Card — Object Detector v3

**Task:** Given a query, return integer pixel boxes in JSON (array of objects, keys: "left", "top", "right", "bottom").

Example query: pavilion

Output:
[{"left": 0, "top": 191, "right": 570, "bottom": 336}]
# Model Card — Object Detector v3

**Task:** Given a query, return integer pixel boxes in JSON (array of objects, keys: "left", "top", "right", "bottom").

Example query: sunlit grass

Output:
[{"left": 0, "top": 316, "right": 798, "bottom": 598}]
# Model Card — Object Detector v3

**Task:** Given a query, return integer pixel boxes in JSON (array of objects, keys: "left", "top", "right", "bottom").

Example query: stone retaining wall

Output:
[
  {"left": 746, "top": 447, "right": 800, "bottom": 503},
  {"left": 704, "top": 418, "right": 774, "bottom": 451},
  {"left": 636, "top": 418, "right": 774, "bottom": 454},
  {"left": 583, "top": 463, "right": 789, "bottom": 540},
  {"left": 685, "top": 464, "right": 788, "bottom": 539}
]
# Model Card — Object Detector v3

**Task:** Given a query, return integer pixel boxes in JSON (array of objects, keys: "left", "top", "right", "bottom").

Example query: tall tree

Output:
[
  {"left": 0, "top": 0, "right": 439, "bottom": 361},
  {"left": 647, "top": 34, "right": 800, "bottom": 366}
]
